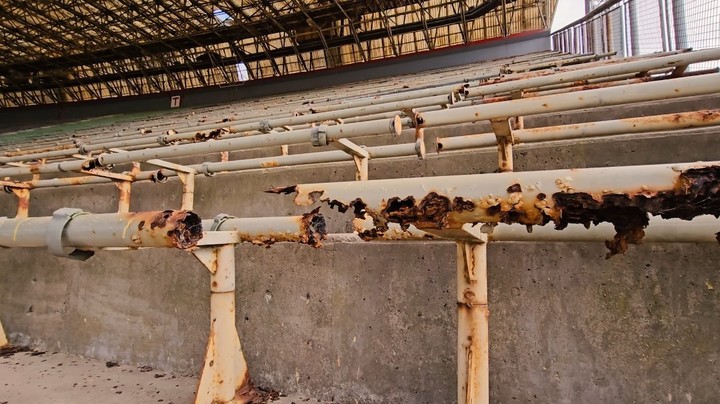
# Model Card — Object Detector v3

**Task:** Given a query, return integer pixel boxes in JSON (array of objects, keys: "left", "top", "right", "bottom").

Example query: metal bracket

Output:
[
  {"left": 333, "top": 139, "right": 369, "bottom": 181},
  {"left": 81, "top": 169, "right": 133, "bottom": 182},
  {"left": 414, "top": 128, "right": 426, "bottom": 160},
  {"left": 9, "top": 187, "right": 30, "bottom": 218},
  {"left": 423, "top": 223, "right": 488, "bottom": 244},
  {"left": 115, "top": 181, "right": 132, "bottom": 213},
  {"left": 0, "top": 180, "right": 30, "bottom": 190},
  {"left": 490, "top": 118, "right": 515, "bottom": 172},
  {"left": 145, "top": 160, "right": 196, "bottom": 210},
  {"left": 310, "top": 126, "right": 328, "bottom": 146},
  {"left": 3, "top": 181, "right": 31, "bottom": 218},
  {"left": 46, "top": 208, "right": 94, "bottom": 261},
  {"left": 191, "top": 243, "right": 254, "bottom": 403},
  {"left": 403, "top": 108, "right": 419, "bottom": 128}
]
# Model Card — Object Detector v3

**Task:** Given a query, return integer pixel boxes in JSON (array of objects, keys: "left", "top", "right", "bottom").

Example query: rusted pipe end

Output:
[
  {"left": 391, "top": 115, "right": 403, "bottom": 136},
  {"left": 151, "top": 170, "right": 168, "bottom": 183},
  {"left": 300, "top": 207, "right": 327, "bottom": 248},
  {"left": 153, "top": 210, "right": 203, "bottom": 249}
]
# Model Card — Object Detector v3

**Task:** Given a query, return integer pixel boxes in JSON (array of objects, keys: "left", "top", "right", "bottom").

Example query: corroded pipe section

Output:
[
  {"left": 351, "top": 216, "right": 720, "bottom": 243},
  {"left": 0, "top": 210, "right": 203, "bottom": 250},
  {"left": 202, "top": 208, "right": 327, "bottom": 248},
  {"left": 269, "top": 162, "right": 720, "bottom": 257}
]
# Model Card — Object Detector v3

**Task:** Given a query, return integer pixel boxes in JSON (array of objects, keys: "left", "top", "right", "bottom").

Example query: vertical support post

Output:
[
  {"left": 178, "top": 172, "right": 196, "bottom": 210},
  {"left": 457, "top": 237, "right": 489, "bottom": 404},
  {"left": 333, "top": 138, "right": 369, "bottom": 181},
  {"left": 490, "top": 118, "right": 515, "bottom": 172},
  {"left": 510, "top": 91, "right": 524, "bottom": 132},
  {"left": 115, "top": 181, "right": 132, "bottom": 213},
  {"left": 0, "top": 319, "right": 8, "bottom": 348},
  {"left": 10, "top": 188, "right": 30, "bottom": 218},
  {"left": 193, "top": 243, "right": 254, "bottom": 404}
]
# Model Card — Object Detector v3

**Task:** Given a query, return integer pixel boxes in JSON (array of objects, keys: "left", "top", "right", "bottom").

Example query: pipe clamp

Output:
[{"left": 46, "top": 208, "right": 94, "bottom": 261}]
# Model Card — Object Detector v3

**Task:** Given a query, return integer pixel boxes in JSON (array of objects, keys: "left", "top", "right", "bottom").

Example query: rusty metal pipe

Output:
[
  {"left": 0, "top": 117, "right": 402, "bottom": 178},
  {"left": 436, "top": 110, "right": 720, "bottom": 152},
  {"left": 24, "top": 142, "right": 420, "bottom": 190},
  {"left": 0, "top": 210, "right": 203, "bottom": 250},
  {"left": 278, "top": 161, "right": 720, "bottom": 256},
  {"left": 420, "top": 74, "right": 720, "bottom": 129},
  {"left": 201, "top": 211, "right": 327, "bottom": 248},
  {"left": 465, "top": 48, "right": 720, "bottom": 99},
  {"left": 351, "top": 216, "right": 720, "bottom": 243}
]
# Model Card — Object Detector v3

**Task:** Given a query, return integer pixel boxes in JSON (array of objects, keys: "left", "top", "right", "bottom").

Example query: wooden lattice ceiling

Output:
[{"left": 0, "top": 0, "right": 555, "bottom": 107}]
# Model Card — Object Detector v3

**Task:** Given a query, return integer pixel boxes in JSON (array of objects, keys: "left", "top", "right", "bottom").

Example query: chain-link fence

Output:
[{"left": 551, "top": 0, "right": 720, "bottom": 69}]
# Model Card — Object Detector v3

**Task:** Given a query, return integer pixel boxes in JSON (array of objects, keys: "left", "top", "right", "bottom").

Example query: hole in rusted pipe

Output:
[
  {"left": 151, "top": 170, "right": 168, "bottom": 183},
  {"left": 300, "top": 207, "right": 327, "bottom": 248},
  {"left": 164, "top": 211, "right": 203, "bottom": 249},
  {"left": 265, "top": 185, "right": 297, "bottom": 194}
]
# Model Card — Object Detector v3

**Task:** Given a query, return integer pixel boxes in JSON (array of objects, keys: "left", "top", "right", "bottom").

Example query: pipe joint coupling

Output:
[
  {"left": 259, "top": 119, "right": 273, "bottom": 134},
  {"left": 199, "top": 163, "right": 216, "bottom": 177},
  {"left": 210, "top": 213, "right": 235, "bottom": 231},
  {"left": 311, "top": 126, "right": 328, "bottom": 147}
]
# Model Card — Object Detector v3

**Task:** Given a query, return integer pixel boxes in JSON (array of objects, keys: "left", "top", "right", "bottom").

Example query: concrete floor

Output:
[{"left": 0, "top": 347, "right": 330, "bottom": 404}]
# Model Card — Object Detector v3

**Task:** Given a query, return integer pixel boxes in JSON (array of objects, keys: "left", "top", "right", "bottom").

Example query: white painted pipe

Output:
[{"left": 436, "top": 110, "right": 720, "bottom": 152}]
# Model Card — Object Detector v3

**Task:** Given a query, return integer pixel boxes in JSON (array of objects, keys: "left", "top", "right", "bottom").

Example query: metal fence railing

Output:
[{"left": 551, "top": 0, "right": 720, "bottom": 69}]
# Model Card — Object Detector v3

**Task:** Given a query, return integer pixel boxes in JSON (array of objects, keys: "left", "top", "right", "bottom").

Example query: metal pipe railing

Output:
[
  {"left": 464, "top": 48, "right": 720, "bottom": 99},
  {"left": 0, "top": 210, "right": 202, "bottom": 250},
  {"left": 0, "top": 116, "right": 403, "bottom": 178},
  {"left": 0, "top": 51, "right": 657, "bottom": 160},
  {"left": 3, "top": 69, "right": 719, "bottom": 181},
  {"left": 4, "top": 49, "right": 716, "bottom": 168},
  {"left": 417, "top": 73, "right": 720, "bottom": 129},
  {"left": 350, "top": 216, "right": 720, "bottom": 243},
  {"left": 0, "top": 208, "right": 327, "bottom": 404},
  {"left": 273, "top": 161, "right": 720, "bottom": 257},
  {"left": 436, "top": 109, "right": 720, "bottom": 152}
]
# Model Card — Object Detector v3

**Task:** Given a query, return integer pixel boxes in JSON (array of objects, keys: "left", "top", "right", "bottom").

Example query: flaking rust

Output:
[
  {"left": 238, "top": 208, "right": 327, "bottom": 248},
  {"left": 300, "top": 207, "right": 327, "bottom": 247},
  {"left": 143, "top": 210, "right": 203, "bottom": 249},
  {"left": 271, "top": 166, "right": 720, "bottom": 257}
]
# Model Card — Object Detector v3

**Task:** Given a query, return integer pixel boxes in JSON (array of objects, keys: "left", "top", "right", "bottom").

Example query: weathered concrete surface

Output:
[
  {"left": 0, "top": 349, "right": 331, "bottom": 403},
  {"left": 1, "top": 109, "right": 720, "bottom": 402}
]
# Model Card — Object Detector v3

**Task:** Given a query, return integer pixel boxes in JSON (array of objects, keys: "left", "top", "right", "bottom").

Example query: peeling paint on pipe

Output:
[
  {"left": 0, "top": 210, "right": 203, "bottom": 250},
  {"left": 201, "top": 209, "right": 327, "bottom": 248},
  {"left": 417, "top": 74, "right": 720, "bottom": 129},
  {"left": 269, "top": 162, "right": 720, "bottom": 257},
  {"left": 436, "top": 109, "right": 720, "bottom": 152}
]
